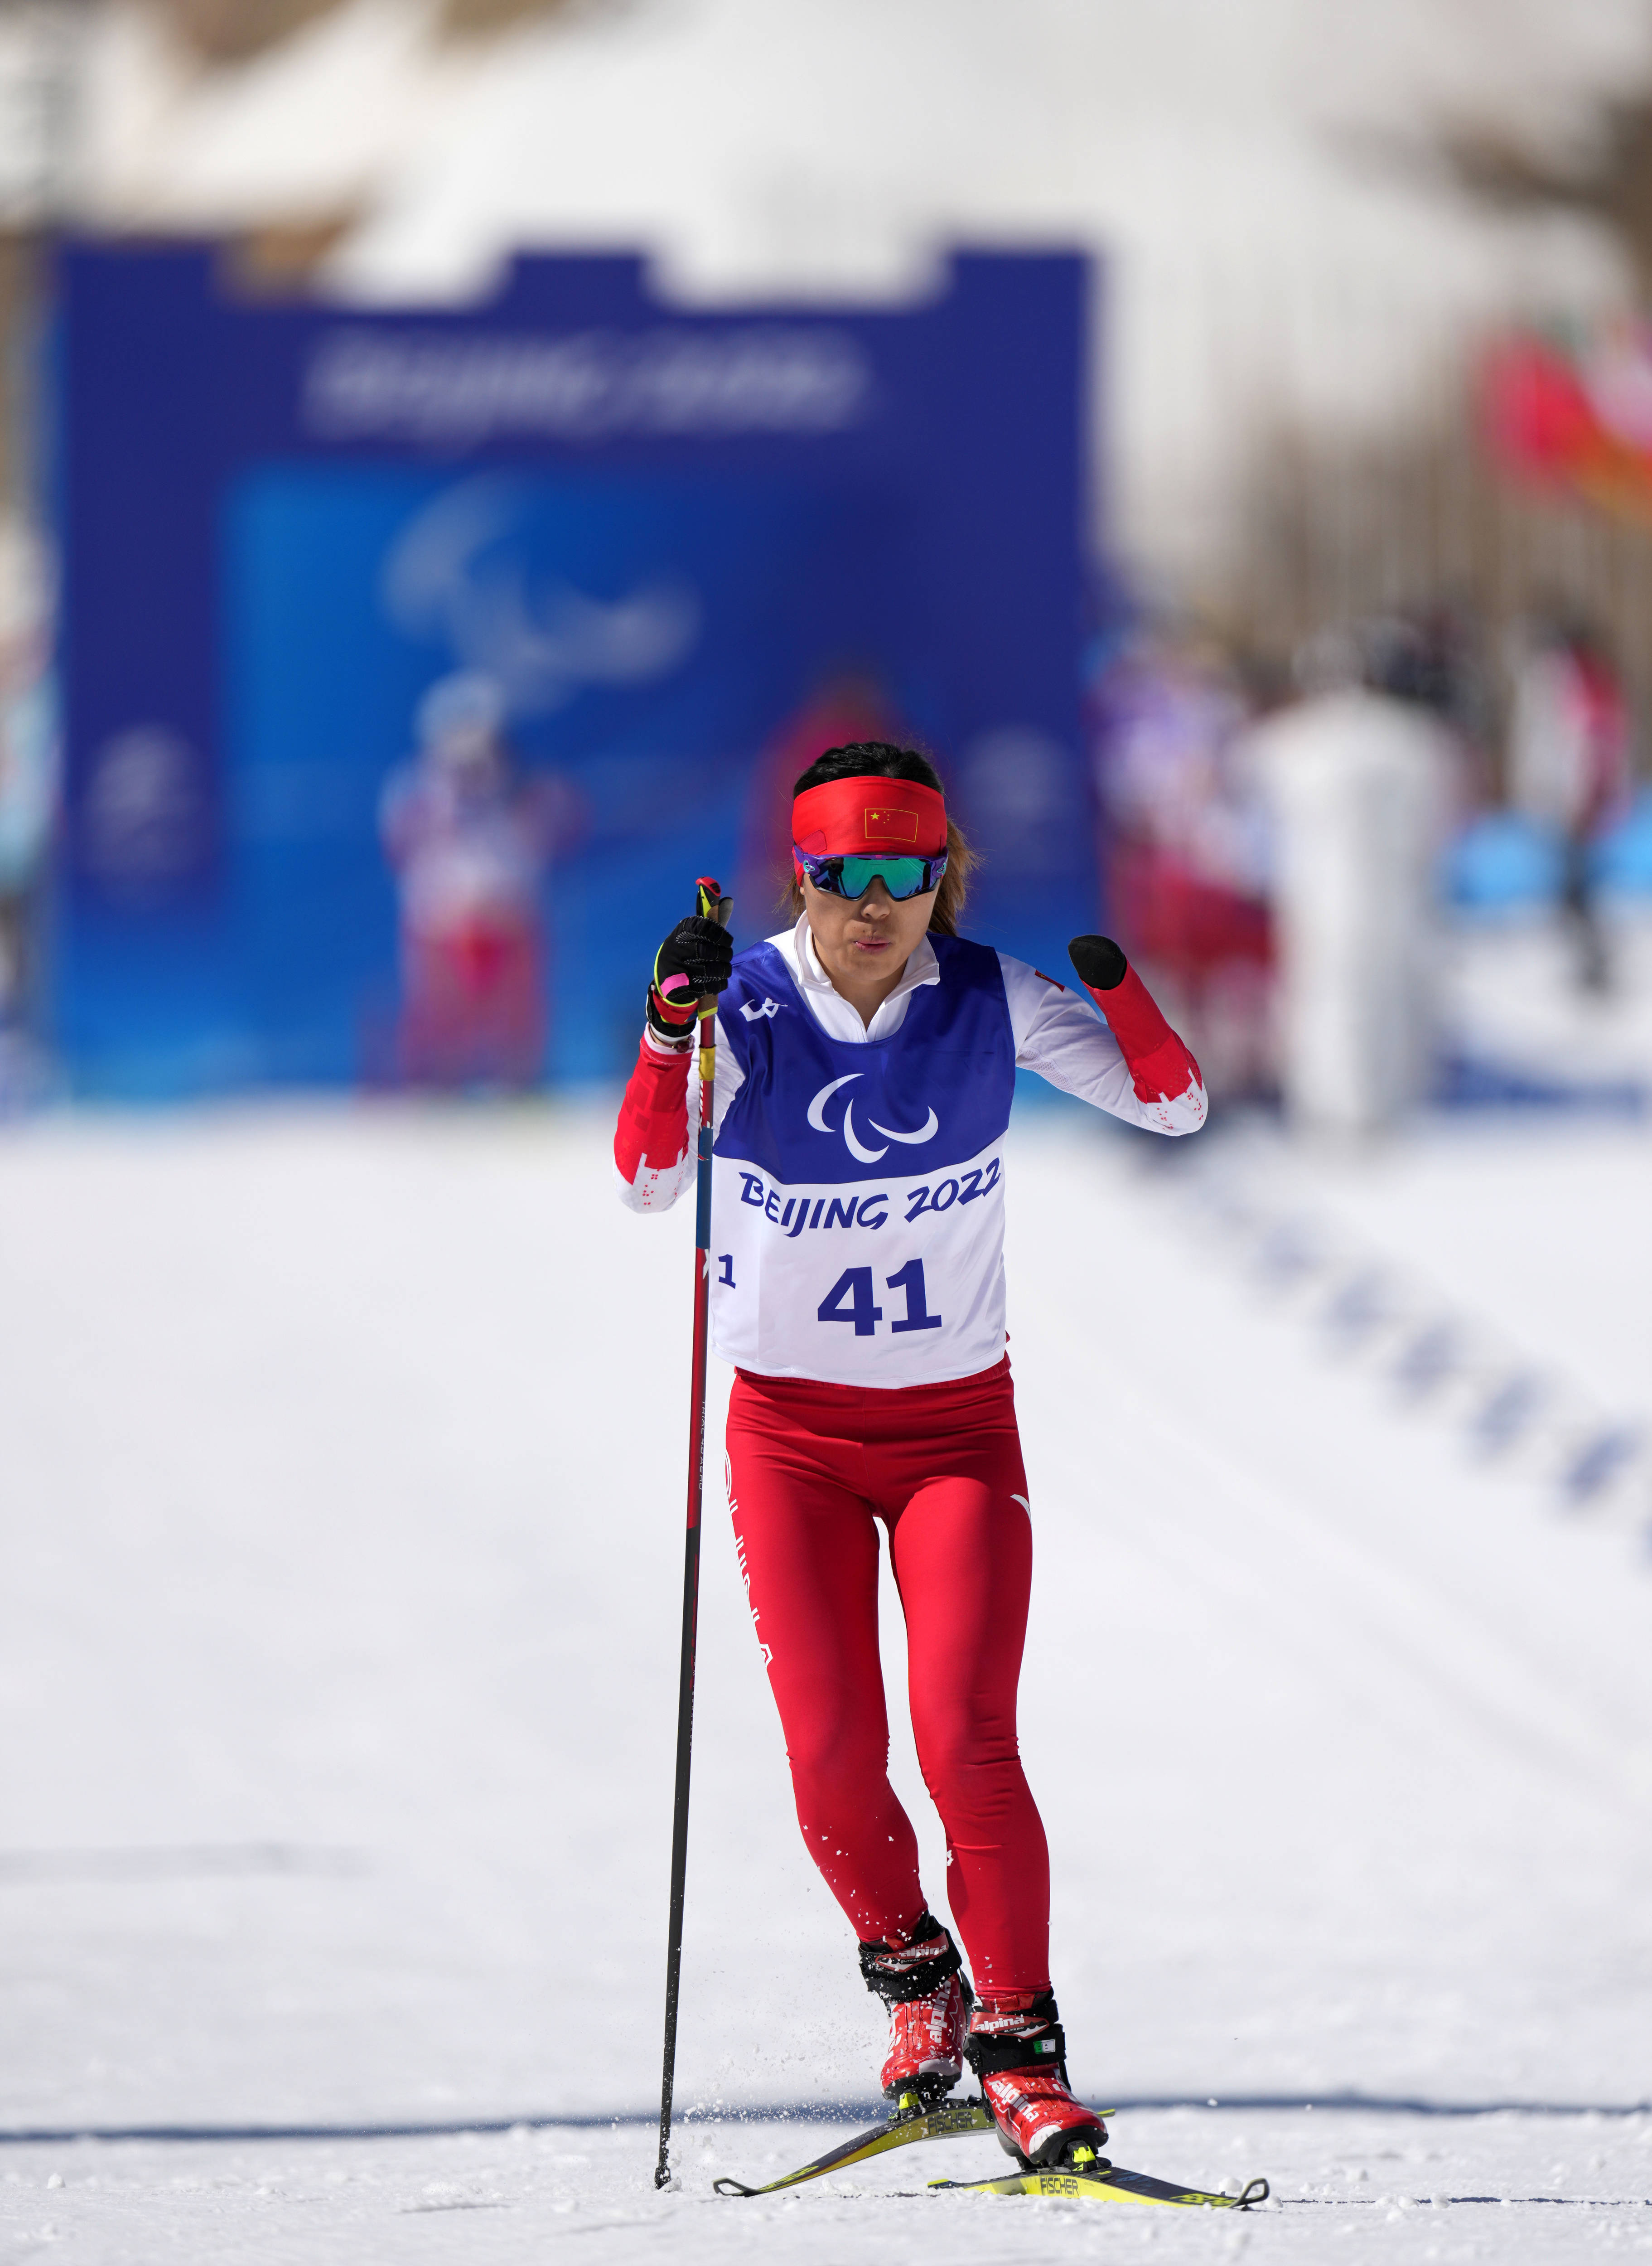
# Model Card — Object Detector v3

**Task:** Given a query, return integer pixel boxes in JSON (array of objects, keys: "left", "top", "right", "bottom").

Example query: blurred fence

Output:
[
  {"left": 1115, "top": 248, "right": 1652, "bottom": 767},
  {"left": 1233, "top": 399, "right": 1652, "bottom": 779}
]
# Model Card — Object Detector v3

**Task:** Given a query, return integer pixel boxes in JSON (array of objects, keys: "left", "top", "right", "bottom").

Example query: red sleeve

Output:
[
  {"left": 1081, "top": 965, "right": 1202, "bottom": 1104},
  {"left": 613, "top": 1033, "right": 692, "bottom": 1184}
]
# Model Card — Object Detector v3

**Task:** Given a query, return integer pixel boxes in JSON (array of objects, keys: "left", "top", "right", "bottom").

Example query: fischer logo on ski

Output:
[{"left": 930, "top": 2167, "right": 1270, "bottom": 2210}]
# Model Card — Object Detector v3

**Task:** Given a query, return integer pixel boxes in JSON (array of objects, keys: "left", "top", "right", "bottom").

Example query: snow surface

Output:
[
  {"left": 1443, "top": 914, "right": 1652, "bottom": 1133},
  {"left": 0, "top": 1093, "right": 1649, "bottom": 2261}
]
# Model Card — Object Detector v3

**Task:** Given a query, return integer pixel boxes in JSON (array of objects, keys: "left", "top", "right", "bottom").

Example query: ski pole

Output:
[{"left": 654, "top": 875, "right": 731, "bottom": 2192}]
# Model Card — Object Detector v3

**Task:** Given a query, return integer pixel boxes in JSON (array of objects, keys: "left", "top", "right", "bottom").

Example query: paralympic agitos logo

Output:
[{"left": 806, "top": 1074, "right": 938, "bottom": 1164}]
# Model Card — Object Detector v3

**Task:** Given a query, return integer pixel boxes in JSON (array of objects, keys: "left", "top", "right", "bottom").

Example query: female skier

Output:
[{"left": 613, "top": 742, "right": 1206, "bottom": 2169}]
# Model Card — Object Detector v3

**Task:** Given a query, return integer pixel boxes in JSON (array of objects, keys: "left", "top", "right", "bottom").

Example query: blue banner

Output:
[{"left": 54, "top": 245, "right": 1098, "bottom": 1094}]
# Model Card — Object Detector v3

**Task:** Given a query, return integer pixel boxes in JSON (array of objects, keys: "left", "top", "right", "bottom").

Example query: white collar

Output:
[{"left": 783, "top": 912, "right": 941, "bottom": 1005}]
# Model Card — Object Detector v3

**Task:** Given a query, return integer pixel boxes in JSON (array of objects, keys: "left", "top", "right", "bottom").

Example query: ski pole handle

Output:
[
  {"left": 690, "top": 876, "right": 729, "bottom": 1243},
  {"left": 694, "top": 877, "right": 733, "bottom": 949}
]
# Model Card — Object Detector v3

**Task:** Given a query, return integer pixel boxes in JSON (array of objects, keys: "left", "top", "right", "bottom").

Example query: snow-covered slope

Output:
[{"left": 0, "top": 1099, "right": 1647, "bottom": 2256}]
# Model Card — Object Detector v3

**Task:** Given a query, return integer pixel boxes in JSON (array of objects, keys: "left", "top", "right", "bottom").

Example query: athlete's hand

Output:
[
  {"left": 647, "top": 915, "right": 734, "bottom": 1043},
  {"left": 1068, "top": 934, "right": 1202, "bottom": 1104},
  {"left": 1068, "top": 935, "right": 1128, "bottom": 992}
]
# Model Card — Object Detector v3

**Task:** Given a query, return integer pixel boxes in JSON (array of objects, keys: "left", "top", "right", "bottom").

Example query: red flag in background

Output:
[{"left": 1483, "top": 321, "right": 1652, "bottom": 522}]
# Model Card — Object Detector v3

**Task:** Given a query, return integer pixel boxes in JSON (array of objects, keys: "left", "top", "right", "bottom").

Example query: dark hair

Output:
[{"left": 787, "top": 740, "right": 975, "bottom": 936}]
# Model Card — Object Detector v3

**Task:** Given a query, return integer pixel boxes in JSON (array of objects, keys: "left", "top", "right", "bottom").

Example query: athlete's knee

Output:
[
  {"left": 913, "top": 1719, "right": 1025, "bottom": 1821},
  {"left": 789, "top": 1745, "right": 903, "bottom": 1866},
  {"left": 782, "top": 1712, "right": 889, "bottom": 1807}
]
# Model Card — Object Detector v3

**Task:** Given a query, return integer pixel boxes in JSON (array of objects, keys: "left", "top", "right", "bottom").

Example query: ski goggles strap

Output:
[{"left": 795, "top": 848, "right": 948, "bottom": 901}]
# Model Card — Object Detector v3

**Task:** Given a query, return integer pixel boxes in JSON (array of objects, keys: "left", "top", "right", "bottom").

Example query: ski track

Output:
[
  {"left": 3, "top": 2113, "right": 1652, "bottom": 2262},
  {"left": 0, "top": 1099, "right": 1648, "bottom": 2262}
]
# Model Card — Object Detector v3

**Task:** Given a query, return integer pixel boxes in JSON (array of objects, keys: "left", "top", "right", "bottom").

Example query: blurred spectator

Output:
[
  {"left": 1090, "top": 625, "right": 1276, "bottom": 1098},
  {"left": 1362, "top": 603, "right": 1494, "bottom": 803},
  {"left": 378, "top": 673, "right": 576, "bottom": 1089},
  {"left": 1244, "top": 654, "right": 1453, "bottom": 1138},
  {"left": 1506, "top": 613, "right": 1633, "bottom": 993}
]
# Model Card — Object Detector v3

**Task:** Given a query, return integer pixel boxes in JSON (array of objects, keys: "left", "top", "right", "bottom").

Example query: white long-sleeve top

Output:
[{"left": 618, "top": 915, "right": 1205, "bottom": 1217}]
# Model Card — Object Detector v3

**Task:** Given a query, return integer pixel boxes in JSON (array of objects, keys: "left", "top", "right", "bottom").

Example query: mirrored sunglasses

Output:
[{"left": 795, "top": 849, "right": 948, "bottom": 902}]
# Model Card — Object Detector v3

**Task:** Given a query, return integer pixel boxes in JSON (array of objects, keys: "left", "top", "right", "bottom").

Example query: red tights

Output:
[{"left": 725, "top": 1356, "right": 1050, "bottom": 1994}]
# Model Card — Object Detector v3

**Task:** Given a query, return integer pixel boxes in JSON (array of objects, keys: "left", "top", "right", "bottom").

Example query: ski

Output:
[
  {"left": 710, "top": 2099, "right": 1264, "bottom": 2210},
  {"left": 931, "top": 2166, "right": 1270, "bottom": 2209},
  {"left": 713, "top": 2099, "right": 996, "bottom": 2195}
]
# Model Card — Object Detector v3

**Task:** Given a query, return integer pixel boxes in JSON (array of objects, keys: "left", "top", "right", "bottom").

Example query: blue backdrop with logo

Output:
[{"left": 54, "top": 243, "right": 1098, "bottom": 1094}]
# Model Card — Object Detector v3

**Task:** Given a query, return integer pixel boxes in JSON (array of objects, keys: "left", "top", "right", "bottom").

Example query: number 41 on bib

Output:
[{"left": 817, "top": 1262, "right": 942, "bottom": 1336}]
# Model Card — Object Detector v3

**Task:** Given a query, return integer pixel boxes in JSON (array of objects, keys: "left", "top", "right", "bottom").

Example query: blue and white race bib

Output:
[{"left": 710, "top": 935, "right": 1017, "bottom": 1386}]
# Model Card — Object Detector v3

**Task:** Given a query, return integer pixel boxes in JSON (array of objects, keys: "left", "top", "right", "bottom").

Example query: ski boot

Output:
[
  {"left": 964, "top": 1990, "right": 1109, "bottom": 2169},
  {"left": 859, "top": 1910, "right": 973, "bottom": 2119}
]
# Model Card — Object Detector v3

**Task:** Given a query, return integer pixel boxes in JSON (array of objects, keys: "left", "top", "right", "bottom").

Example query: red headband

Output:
[{"left": 792, "top": 775, "right": 947, "bottom": 869}]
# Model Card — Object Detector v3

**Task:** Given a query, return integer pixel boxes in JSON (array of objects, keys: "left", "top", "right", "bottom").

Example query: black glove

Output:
[
  {"left": 1068, "top": 935, "right": 1129, "bottom": 993},
  {"left": 647, "top": 914, "right": 734, "bottom": 1043}
]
